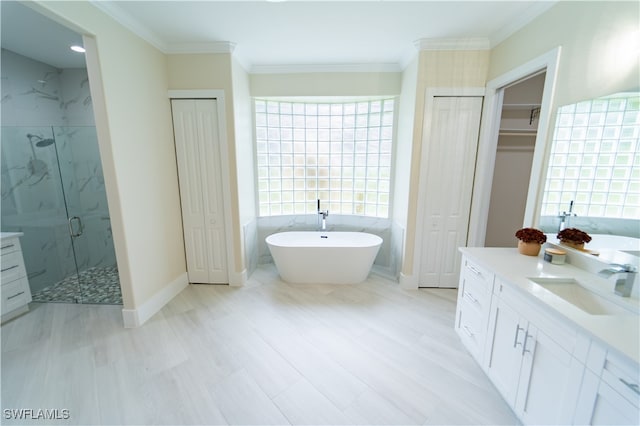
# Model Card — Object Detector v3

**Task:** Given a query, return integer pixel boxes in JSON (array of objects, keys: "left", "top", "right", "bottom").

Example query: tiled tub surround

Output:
[{"left": 257, "top": 214, "right": 402, "bottom": 279}]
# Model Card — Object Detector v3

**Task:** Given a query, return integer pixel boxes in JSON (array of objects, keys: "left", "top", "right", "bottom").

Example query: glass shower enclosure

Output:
[{"left": 1, "top": 125, "right": 121, "bottom": 304}]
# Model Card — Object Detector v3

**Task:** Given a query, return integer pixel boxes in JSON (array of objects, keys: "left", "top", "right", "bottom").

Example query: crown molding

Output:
[
  {"left": 90, "top": 0, "right": 168, "bottom": 51},
  {"left": 489, "top": 1, "right": 557, "bottom": 48},
  {"left": 250, "top": 63, "right": 402, "bottom": 74},
  {"left": 164, "top": 41, "right": 237, "bottom": 55},
  {"left": 414, "top": 37, "right": 490, "bottom": 51}
]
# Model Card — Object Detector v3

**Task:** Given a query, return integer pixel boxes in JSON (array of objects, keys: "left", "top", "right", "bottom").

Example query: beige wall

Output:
[
  {"left": 166, "top": 53, "right": 245, "bottom": 276},
  {"left": 232, "top": 58, "right": 256, "bottom": 228},
  {"left": 393, "top": 56, "right": 419, "bottom": 228},
  {"left": 402, "top": 49, "right": 490, "bottom": 276},
  {"left": 488, "top": 1, "right": 639, "bottom": 237},
  {"left": 34, "top": 1, "right": 186, "bottom": 310},
  {"left": 250, "top": 72, "right": 402, "bottom": 97},
  {"left": 489, "top": 1, "right": 639, "bottom": 106}
]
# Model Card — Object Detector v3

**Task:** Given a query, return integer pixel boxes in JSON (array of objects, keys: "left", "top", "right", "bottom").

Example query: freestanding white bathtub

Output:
[{"left": 265, "top": 231, "right": 383, "bottom": 284}]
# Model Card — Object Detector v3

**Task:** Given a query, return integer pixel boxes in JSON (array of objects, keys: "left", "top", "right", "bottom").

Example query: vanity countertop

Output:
[
  {"left": 1, "top": 232, "right": 24, "bottom": 241},
  {"left": 460, "top": 247, "right": 640, "bottom": 364}
]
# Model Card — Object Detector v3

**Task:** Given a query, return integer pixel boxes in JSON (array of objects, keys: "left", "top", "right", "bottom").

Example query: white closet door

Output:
[
  {"left": 419, "top": 97, "right": 483, "bottom": 288},
  {"left": 172, "top": 99, "right": 228, "bottom": 283}
]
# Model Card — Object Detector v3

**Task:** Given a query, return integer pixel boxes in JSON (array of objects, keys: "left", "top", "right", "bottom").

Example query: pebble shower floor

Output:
[{"left": 31, "top": 265, "right": 122, "bottom": 304}]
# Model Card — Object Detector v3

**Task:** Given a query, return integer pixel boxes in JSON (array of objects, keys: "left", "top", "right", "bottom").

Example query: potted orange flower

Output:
[
  {"left": 515, "top": 227, "right": 547, "bottom": 256},
  {"left": 557, "top": 228, "right": 591, "bottom": 250}
]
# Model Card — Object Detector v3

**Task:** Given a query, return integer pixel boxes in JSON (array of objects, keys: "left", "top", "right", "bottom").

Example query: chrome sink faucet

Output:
[
  {"left": 317, "top": 199, "right": 329, "bottom": 231},
  {"left": 598, "top": 264, "right": 638, "bottom": 297},
  {"left": 558, "top": 200, "right": 577, "bottom": 232}
]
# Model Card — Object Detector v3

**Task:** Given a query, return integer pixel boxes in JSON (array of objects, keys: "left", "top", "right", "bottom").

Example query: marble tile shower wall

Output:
[
  {"left": 1, "top": 49, "right": 115, "bottom": 293},
  {"left": 257, "top": 214, "right": 401, "bottom": 279}
]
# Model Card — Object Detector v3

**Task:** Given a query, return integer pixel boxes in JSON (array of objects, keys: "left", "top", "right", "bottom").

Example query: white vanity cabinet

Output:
[
  {"left": 1, "top": 233, "right": 32, "bottom": 323},
  {"left": 574, "top": 342, "right": 640, "bottom": 425},
  {"left": 485, "top": 279, "right": 583, "bottom": 424},
  {"left": 456, "top": 248, "right": 640, "bottom": 425},
  {"left": 454, "top": 256, "right": 495, "bottom": 363}
]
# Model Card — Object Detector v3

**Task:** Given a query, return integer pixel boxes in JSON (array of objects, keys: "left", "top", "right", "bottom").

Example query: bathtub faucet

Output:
[
  {"left": 558, "top": 200, "right": 577, "bottom": 232},
  {"left": 317, "top": 199, "right": 329, "bottom": 231}
]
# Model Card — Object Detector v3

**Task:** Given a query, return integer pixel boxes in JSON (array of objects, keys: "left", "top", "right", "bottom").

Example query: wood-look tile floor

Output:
[{"left": 1, "top": 264, "right": 519, "bottom": 425}]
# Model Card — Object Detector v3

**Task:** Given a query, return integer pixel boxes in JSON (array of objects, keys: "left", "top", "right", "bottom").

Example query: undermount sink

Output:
[{"left": 528, "top": 277, "right": 635, "bottom": 316}]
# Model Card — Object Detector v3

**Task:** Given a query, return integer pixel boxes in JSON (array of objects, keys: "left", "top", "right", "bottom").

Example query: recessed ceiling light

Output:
[{"left": 70, "top": 45, "right": 85, "bottom": 53}]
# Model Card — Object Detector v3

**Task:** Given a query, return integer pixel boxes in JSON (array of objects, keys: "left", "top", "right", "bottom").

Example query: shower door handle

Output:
[{"left": 68, "top": 216, "right": 83, "bottom": 238}]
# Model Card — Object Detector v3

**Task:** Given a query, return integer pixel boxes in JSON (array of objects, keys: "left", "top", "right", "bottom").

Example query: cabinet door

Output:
[
  {"left": 575, "top": 357, "right": 640, "bottom": 425},
  {"left": 485, "top": 295, "right": 524, "bottom": 405},
  {"left": 515, "top": 326, "right": 582, "bottom": 424}
]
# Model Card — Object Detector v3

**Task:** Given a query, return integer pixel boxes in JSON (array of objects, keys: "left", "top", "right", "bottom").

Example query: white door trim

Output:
[
  {"left": 407, "top": 87, "right": 485, "bottom": 289},
  {"left": 168, "top": 90, "right": 239, "bottom": 285},
  {"left": 468, "top": 47, "right": 562, "bottom": 247}
]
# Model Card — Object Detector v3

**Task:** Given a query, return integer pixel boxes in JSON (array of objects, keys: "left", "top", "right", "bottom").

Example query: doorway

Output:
[
  {"left": 485, "top": 73, "right": 546, "bottom": 247},
  {"left": 468, "top": 47, "right": 561, "bottom": 248}
]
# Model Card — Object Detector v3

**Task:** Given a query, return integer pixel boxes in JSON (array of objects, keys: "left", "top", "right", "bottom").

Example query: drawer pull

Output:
[
  {"left": 1, "top": 265, "right": 19, "bottom": 273},
  {"left": 513, "top": 324, "right": 524, "bottom": 348},
  {"left": 1, "top": 244, "right": 15, "bottom": 250},
  {"left": 7, "top": 291, "right": 25, "bottom": 300},
  {"left": 522, "top": 331, "right": 533, "bottom": 355},
  {"left": 467, "top": 265, "right": 483, "bottom": 277},
  {"left": 463, "top": 291, "right": 479, "bottom": 304},
  {"left": 620, "top": 378, "right": 640, "bottom": 395},
  {"left": 462, "top": 325, "right": 474, "bottom": 337}
]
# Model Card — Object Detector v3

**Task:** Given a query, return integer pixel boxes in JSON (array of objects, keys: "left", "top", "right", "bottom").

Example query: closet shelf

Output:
[
  {"left": 502, "top": 103, "right": 542, "bottom": 110},
  {"left": 499, "top": 129, "right": 537, "bottom": 136}
]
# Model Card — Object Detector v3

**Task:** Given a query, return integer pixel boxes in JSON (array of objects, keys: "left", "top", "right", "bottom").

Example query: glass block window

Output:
[
  {"left": 541, "top": 93, "right": 640, "bottom": 219},
  {"left": 254, "top": 98, "right": 395, "bottom": 218}
]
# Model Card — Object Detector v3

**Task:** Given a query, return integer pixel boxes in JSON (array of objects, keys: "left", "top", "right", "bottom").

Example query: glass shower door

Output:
[
  {"left": 1, "top": 126, "right": 82, "bottom": 303},
  {"left": 53, "top": 126, "right": 121, "bottom": 304},
  {"left": 1, "top": 125, "right": 121, "bottom": 304}
]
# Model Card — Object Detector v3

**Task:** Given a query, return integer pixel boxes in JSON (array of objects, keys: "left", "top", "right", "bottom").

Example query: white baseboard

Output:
[
  {"left": 399, "top": 272, "right": 418, "bottom": 289},
  {"left": 228, "top": 268, "right": 247, "bottom": 287},
  {"left": 121, "top": 272, "right": 189, "bottom": 328}
]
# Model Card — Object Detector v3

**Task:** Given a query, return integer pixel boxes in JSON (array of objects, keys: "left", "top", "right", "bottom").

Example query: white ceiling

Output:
[
  {"left": 2, "top": 1, "right": 557, "bottom": 71},
  {"left": 1, "top": 1, "right": 87, "bottom": 68}
]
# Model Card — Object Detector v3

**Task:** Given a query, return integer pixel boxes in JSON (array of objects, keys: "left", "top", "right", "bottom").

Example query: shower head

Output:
[
  {"left": 35, "top": 138, "right": 55, "bottom": 147},
  {"left": 26, "top": 133, "right": 55, "bottom": 147}
]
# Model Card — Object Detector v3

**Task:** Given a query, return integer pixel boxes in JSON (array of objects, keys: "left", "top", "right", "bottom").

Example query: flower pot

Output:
[
  {"left": 518, "top": 240, "right": 541, "bottom": 256},
  {"left": 560, "top": 240, "right": 584, "bottom": 250}
]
